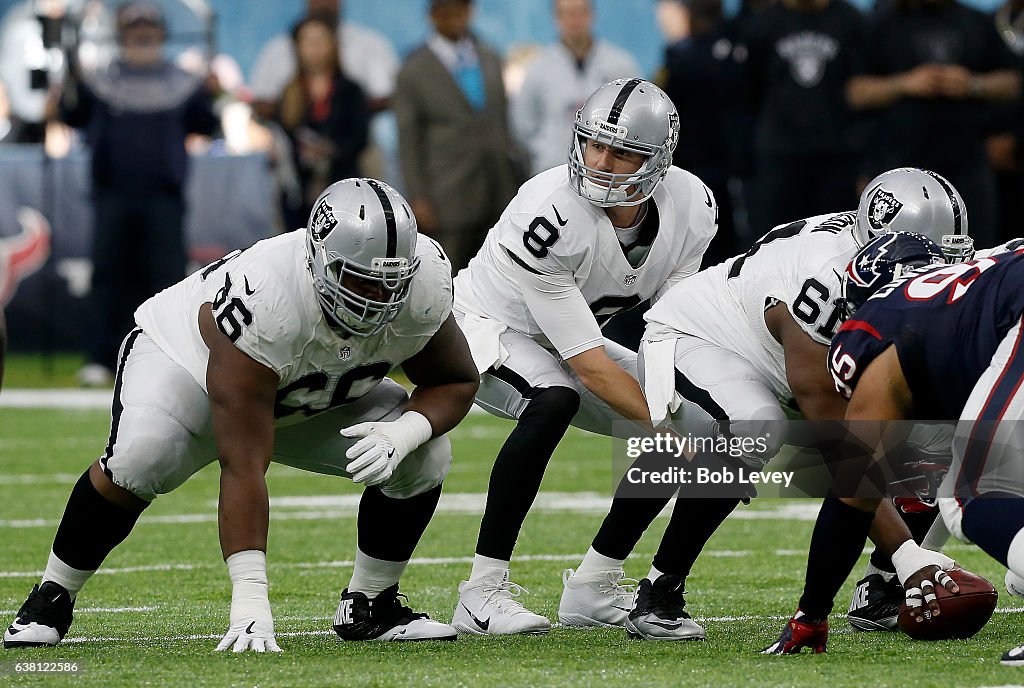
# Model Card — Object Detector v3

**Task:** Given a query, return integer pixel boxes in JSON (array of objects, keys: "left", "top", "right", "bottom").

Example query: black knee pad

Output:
[{"left": 521, "top": 386, "right": 581, "bottom": 429}]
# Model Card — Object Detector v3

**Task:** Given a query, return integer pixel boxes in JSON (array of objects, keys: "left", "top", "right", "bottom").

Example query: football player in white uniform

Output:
[
  {"left": 449, "top": 78, "right": 717, "bottom": 635},
  {"left": 558, "top": 168, "right": 973, "bottom": 639},
  {"left": 3, "top": 179, "right": 479, "bottom": 651}
]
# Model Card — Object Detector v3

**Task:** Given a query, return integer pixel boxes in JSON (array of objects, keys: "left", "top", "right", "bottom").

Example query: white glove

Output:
[
  {"left": 340, "top": 411, "right": 433, "bottom": 486},
  {"left": 891, "top": 539, "right": 956, "bottom": 585},
  {"left": 216, "top": 550, "right": 282, "bottom": 653}
]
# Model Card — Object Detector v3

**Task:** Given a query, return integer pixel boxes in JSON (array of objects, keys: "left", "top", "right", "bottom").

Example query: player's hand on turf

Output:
[
  {"left": 216, "top": 615, "right": 282, "bottom": 653},
  {"left": 761, "top": 612, "right": 828, "bottom": 655},
  {"left": 904, "top": 563, "right": 959, "bottom": 622}
]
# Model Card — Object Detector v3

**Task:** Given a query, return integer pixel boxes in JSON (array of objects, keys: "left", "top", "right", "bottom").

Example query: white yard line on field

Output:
[
  {"left": 0, "top": 605, "right": 157, "bottom": 615},
  {"left": 0, "top": 493, "right": 824, "bottom": 530}
]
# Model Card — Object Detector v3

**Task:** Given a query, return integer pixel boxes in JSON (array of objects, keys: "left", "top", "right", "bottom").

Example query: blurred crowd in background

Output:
[{"left": 0, "top": 0, "right": 1020, "bottom": 381}]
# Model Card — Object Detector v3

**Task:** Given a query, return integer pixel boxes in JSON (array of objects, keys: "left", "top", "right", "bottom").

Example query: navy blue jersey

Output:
[{"left": 829, "top": 249, "right": 1024, "bottom": 419}]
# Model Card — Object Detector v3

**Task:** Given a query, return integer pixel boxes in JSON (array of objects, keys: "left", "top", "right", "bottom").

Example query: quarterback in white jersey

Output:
[
  {"left": 561, "top": 167, "right": 975, "bottom": 641},
  {"left": 3, "top": 179, "right": 479, "bottom": 652},
  {"left": 449, "top": 78, "right": 717, "bottom": 636}
]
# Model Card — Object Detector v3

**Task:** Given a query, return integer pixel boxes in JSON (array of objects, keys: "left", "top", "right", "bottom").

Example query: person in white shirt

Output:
[{"left": 512, "top": 0, "right": 641, "bottom": 176}]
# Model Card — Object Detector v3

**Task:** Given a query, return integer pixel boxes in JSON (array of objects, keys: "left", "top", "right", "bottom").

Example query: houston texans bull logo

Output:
[{"left": 866, "top": 187, "right": 904, "bottom": 231}]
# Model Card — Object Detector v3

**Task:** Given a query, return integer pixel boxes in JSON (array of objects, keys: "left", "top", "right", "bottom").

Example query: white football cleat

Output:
[
  {"left": 1006, "top": 571, "right": 1024, "bottom": 599},
  {"left": 3, "top": 582, "right": 74, "bottom": 649},
  {"left": 451, "top": 571, "right": 550, "bottom": 636},
  {"left": 558, "top": 567, "right": 637, "bottom": 628}
]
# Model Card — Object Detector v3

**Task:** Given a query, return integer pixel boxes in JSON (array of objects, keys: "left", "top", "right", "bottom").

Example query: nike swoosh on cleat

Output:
[
  {"left": 6, "top": 626, "right": 22, "bottom": 635},
  {"left": 461, "top": 604, "right": 489, "bottom": 631},
  {"left": 646, "top": 620, "right": 683, "bottom": 630},
  {"left": 245, "top": 620, "right": 256, "bottom": 635}
]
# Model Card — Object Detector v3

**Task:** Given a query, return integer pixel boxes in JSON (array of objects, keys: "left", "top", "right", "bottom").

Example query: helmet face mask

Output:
[
  {"left": 853, "top": 168, "right": 972, "bottom": 262},
  {"left": 840, "top": 231, "right": 945, "bottom": 320},
  {"left": 305, "top": 179, "right": 420, "bottom": 338},
  {"left": 568, "top": 78, "right": 680, "bottom": 208}
]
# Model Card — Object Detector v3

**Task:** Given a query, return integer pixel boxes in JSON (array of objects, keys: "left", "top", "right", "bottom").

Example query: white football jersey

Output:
[
  {"left": 454, "top": 164, "right": 717, "bottom": 359},
  {"left": 135, "top": 230, "right": 452, "bottom": 425},
  {"left": 645, "top": 212, "right": 860, "bottom": 400}
]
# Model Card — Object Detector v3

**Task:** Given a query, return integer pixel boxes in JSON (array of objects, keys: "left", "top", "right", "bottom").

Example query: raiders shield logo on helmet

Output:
[
  {"left": 309, "top": 198, "right": 338, "bottom": 242},
  {"left": 867, "top": 187, "right": 904, "bottom": 231}
]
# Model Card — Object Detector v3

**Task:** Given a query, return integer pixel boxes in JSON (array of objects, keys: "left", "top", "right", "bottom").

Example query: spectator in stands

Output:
[
  {"left": 394, "top": 0, "right": 517, "bottom": 272},
  {"left": 511, "top": 0, "right": 640, "bottom": 176},
  {"left": 742, "top": 0, "right": 867, "bottom": 237},
  {"left": 847, "top": 0, "right": 1021, "bottom": 248},
  {"left": 661, "top": 0, "right": 745, "bottom": 265},
  {"left": 249, "top": 0, "right": 396, "bottom": 117},
  {"left": 987, "top": 0, "right": 1024, "bottom": 243},
  {"left": 277, "top": 16, "right": 368, "bottom": 230},
  {"left": 58, "top": 1, "right": 218, "bottom": 386}
]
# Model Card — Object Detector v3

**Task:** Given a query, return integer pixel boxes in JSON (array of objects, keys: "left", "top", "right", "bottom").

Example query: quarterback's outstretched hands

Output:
[
  {"left": 761, "top": 612, "right": 828, "bottom": 655},
  {"left": 216, "top": 550, "right": 282, "bottom": 653},
  {"left": 340, "top": 411, "right": 433, "bottom": 486}
]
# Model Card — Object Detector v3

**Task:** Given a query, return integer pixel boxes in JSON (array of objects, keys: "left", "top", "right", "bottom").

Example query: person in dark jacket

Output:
[
  {"left": 59, "top": 1, "right": 218, "bottom": 385},
  {"left": 277, "top": 15, "right": 369, "bottom": 229}
]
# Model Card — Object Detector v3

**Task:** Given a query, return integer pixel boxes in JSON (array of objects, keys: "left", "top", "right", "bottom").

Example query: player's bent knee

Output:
[
  {"left": 522, "top": 386, "right": 581, "bottom": 428},
  {"left": 381, "top": 435, "right": 452, "bottom": 499}
]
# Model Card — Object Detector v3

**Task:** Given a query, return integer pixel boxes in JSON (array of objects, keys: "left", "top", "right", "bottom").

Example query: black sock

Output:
[
  {"left": 475, "top": 387, "right": 580, "bottom": 560},
  {"left": 962, "top": 491, "right": 1024, "bottom": 568},
  {"left": 868, "top": 502, "right": 939, "bottom": 573},
  {"left": 52, "top": 470, "right": 144, "bottom": 571},
  {"left": 798, "top": 494, "right": 875, "bottom": 621},
  {"left": 652, "top": 497, "right": 741, "bottom": 578},
  {"left": 358, "top": 485, "right": 443, "bottom": 562},
  {"left": 592, "top": 494, "right": 670, "bottom": 561}
]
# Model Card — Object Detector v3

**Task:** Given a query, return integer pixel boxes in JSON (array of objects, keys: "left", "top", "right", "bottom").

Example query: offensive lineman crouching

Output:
[{"left": 3, "top": 179, "right": 479, "bottom": 651}]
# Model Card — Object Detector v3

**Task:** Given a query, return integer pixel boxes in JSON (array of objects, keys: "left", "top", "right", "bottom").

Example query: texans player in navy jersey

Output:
[{"left": 764, "top": 232, "right": 1024, "bottom": 665}]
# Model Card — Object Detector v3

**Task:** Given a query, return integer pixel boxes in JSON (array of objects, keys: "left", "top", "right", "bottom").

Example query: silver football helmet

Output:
[
  {"left": 854, "top": 168, "right": 973, "bottom": 262},
  {"left": 305, "top": 178, "right": 420, "bottom": 337},
  {"left": 568, "top": 78, "right": 680, "bottom": 207}
]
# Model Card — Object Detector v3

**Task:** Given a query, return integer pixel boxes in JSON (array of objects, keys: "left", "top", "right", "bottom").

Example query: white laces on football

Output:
[{"left": 480, "top": 580, "right": 533, "bottom": 615}]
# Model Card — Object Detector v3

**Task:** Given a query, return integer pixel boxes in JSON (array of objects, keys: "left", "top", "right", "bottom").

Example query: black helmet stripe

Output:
[
  {"left": 921, "top": 170, "right": 964, "bottom": 236},
  {"left": 606, "top": 78, "right": 643, "bottom": 126},
  {"left": 366, "top": 179, "right": 397, "bottom": 257}
]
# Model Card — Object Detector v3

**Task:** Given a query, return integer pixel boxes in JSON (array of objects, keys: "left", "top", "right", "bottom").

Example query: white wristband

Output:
[
  {"left": 226, "top": 549, "right": 268, "bottom": 585},
  {"left": 392, "top": 411, "right": 434, "bottom": 455},
  {"left": 891, "top": 540, "right": 930, "bottom": 585}
]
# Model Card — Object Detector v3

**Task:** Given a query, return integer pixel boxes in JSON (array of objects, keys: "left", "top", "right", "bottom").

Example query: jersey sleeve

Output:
[
  {"left": 974, "top": 238, "right": 1024, "bottom": 260},
  {"left": 828, "top": 313, "right": 893, "bottom": 400},
  {"left": 497, "top": 206, "right": 604, "bottom": 359},
  {"left": 653, "top": 180, "right": 717, "bottom": 303},
  {"left": 201, "top": 261, "right": 304, "bottom": 380},
  {"left": 393, "top": 235, "right": 454, "bottom": 338}
]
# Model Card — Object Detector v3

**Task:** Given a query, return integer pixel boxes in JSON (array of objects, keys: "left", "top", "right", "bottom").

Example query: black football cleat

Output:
[
  {"left": 848, "top": 573, "right": 903, "bottom": 632},
  {"left": 333, "top": 584, "right": 456, "bottom": 641},
  {"left": 4, "top": 582, "right": 74, "bottom": 649},
  {"left": 1002, "top": 643, "right": 1024, "bottom": 666},
  {"left": 624, "top": 575, "right": 705, "bottom": 640}
]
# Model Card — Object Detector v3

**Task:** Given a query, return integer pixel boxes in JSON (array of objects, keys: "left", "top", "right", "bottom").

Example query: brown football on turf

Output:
[{"left": 897, "top": 568, "right": 998, "bottom": 640}]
